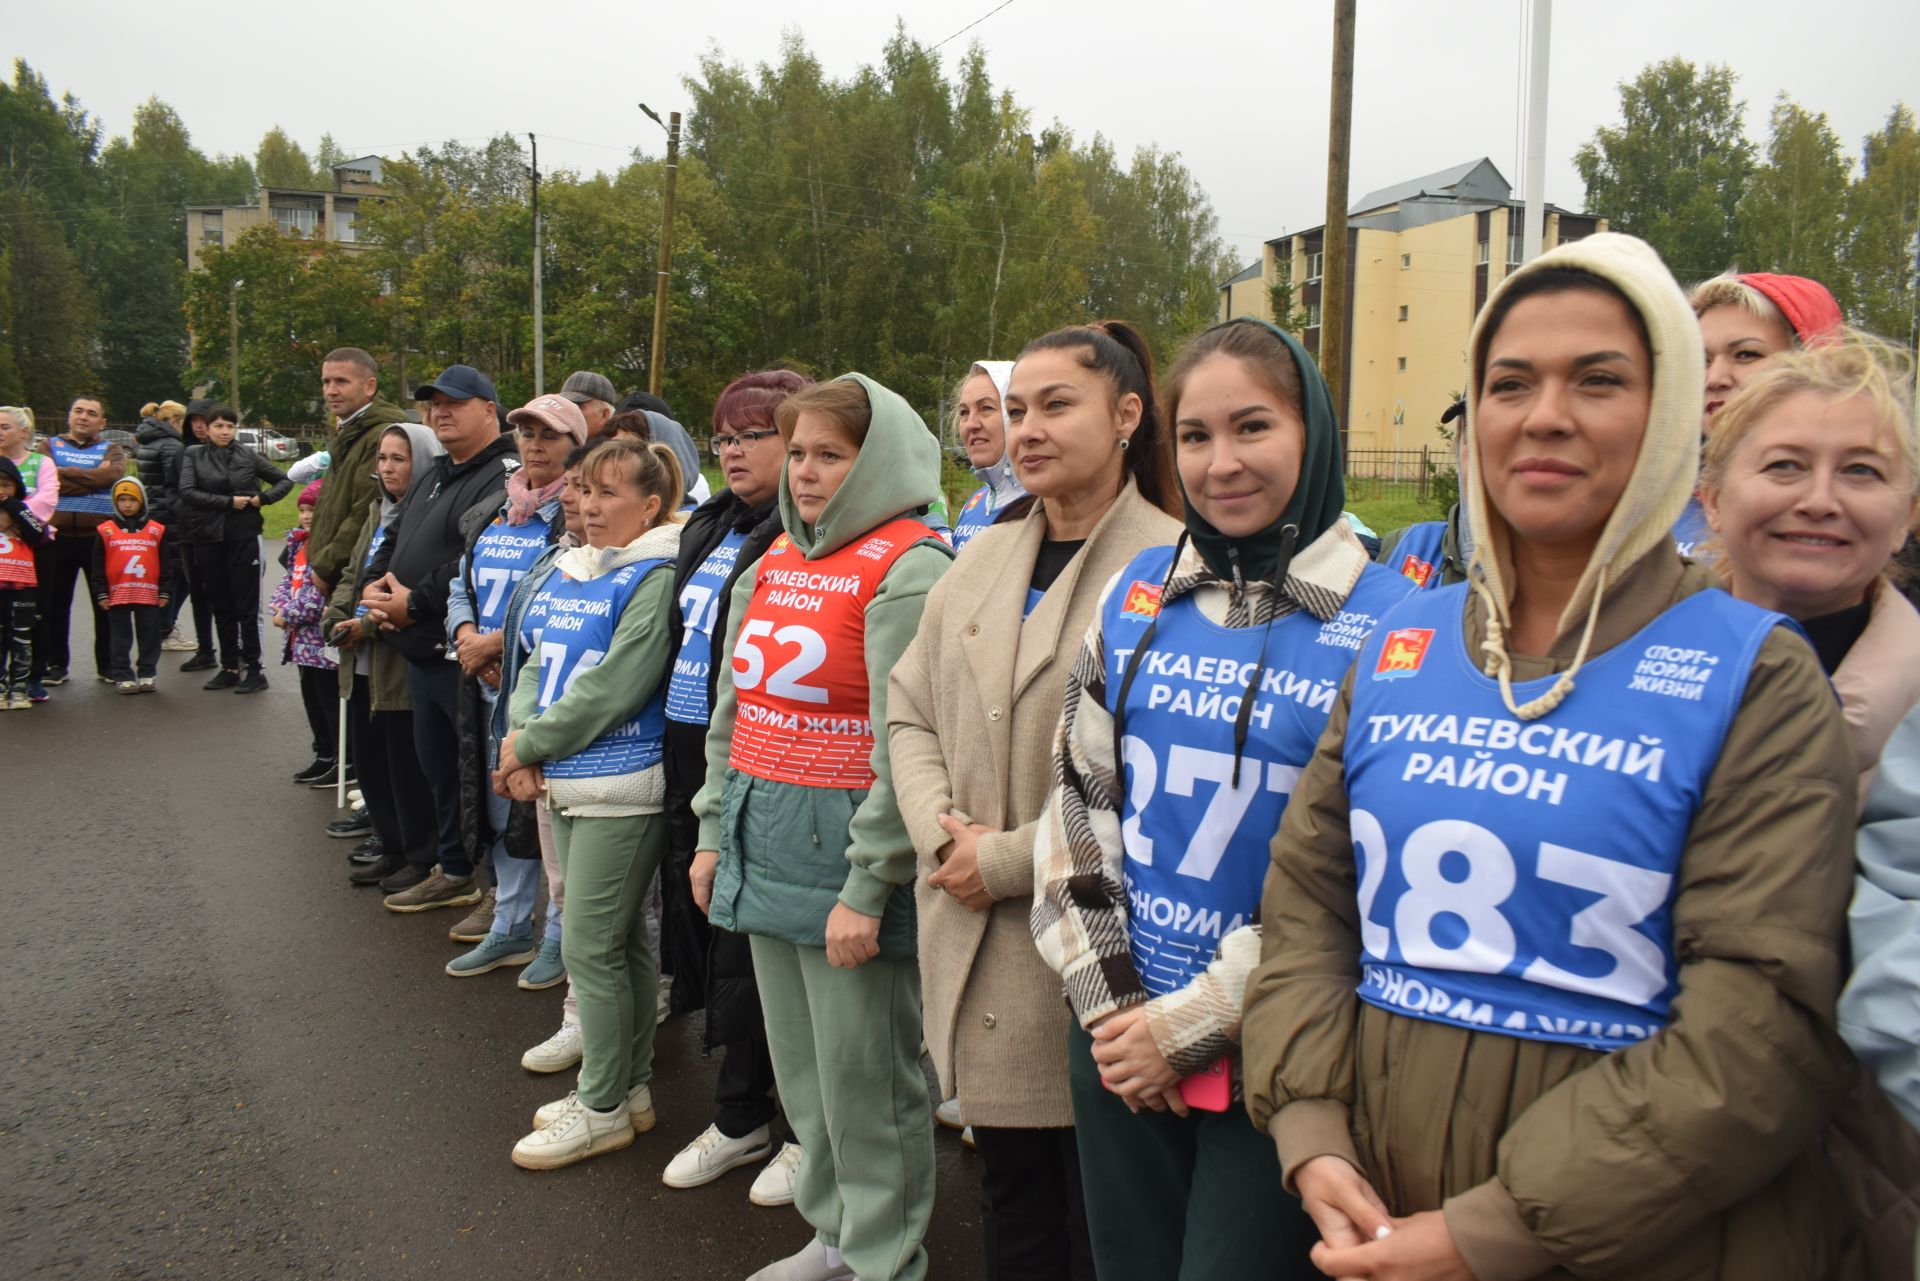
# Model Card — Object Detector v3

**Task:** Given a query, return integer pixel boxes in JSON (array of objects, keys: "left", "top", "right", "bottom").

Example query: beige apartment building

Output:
[
  {"left": 186, "top": 156, "right": 388, "bottom": 271},
  {"left": 1219, "top": 158, "right": 1603, "bottom": 461}
]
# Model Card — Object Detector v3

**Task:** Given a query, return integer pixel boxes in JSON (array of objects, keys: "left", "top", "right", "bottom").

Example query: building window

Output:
[
  {"left": 275, "top": 205, "right": 319, "bottom": 238},
  {"left": 1304, "top": 301, "right": 1322, "bottom": 329},
  {"left": 1398, "top": 305, "right": 1409, "bottom": 322},
  {"left": 1476, "top": 240, "right": 1490, "bottom": 266},
  {"left": 1397, "top": 356, "right": 1407, "bottom": 371},
  {"left": 336, "top": 207, "right": 357, "bottom": 244},
  {"left": 1306, "top": 251, "right": 1324, "bottom": 282},
  {"left": 200, "top": 214, "right": 223, "bottom": 247},
  {"left": 1400, "top": 253, "right": 1411, "bottom": 270},
  {"left": 1507, "top": 230, "right": 1523, "bottom": 270}
]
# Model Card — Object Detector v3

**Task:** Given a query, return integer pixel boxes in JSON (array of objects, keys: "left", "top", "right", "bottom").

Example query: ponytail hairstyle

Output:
[
  {"left": 579, "top": 438, "right": 685, "bottom": 530},
  {"left": 140, "top": 401, "right": 160, "bottom": 418},
  {"left": 1014, "top": 320, "right": 1179, "bottom": 516}
]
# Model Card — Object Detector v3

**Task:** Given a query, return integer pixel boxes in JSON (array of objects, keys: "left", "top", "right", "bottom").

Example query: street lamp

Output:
[
  {"left": 229, "top": 278, "right": 245, "bottom": 415},
  {"left": 638, "top": 103, "right": 680, "bottom": 398}
]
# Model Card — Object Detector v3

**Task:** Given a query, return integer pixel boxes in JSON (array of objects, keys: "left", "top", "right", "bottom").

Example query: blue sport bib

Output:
[
  {"left": 666, "top": 529, "right": 748, "bottom": 725},
  {"left": 1103, "top": 547, "right": 1414, "bottom": 997},
  {"left": 467, "top": 511, "right": 553, "bottom": 634},
  {"left": 49, "top": 438, "right": 113, "bottom": 516},
  {"left": 1387, "top": 521, "right": 1448, "bottom": 588},
  {"left": 1344, "top": 585, "right": 1784, "bottom": 1051},
  {"left": 528, "top": 557, "right": 669, "bottom": 780}
]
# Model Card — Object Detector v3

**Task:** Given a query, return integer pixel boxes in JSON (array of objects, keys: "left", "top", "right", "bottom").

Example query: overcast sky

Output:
[{"left": 11, "top": 1, "right": 1918, "bottom": 269}]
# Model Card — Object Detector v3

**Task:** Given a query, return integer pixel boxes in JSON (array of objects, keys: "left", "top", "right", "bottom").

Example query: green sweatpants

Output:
[
  {"left": 553, "top": 809, "right": 666, "bottom": 1113},
  {"left": 750, "top": 935, "right": 934, "bottom": 1281},
  {"left": 1067, "top": 1022, "right": 1320, "bottom": 1280}
]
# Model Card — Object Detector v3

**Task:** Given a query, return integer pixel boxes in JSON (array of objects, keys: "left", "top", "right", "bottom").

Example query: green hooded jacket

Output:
[
  {"left": 308, "top": 398, "right": 411, "bottom": 591},
  {"left": 692, "top": 372, "right": 953, "bottom": 955}
]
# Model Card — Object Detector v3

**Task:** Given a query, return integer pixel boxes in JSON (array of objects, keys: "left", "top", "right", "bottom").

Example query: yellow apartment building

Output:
[
  {"left": 1219, "top": 158, "right": 1603, "bottom": 466},
  {"left": 186, "top": 156, "right": 389, "bottom": 272}
]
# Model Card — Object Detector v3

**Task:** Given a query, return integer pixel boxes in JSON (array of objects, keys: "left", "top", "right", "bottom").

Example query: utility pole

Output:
[
  {"left": 530, "top": 132, "right": 544, "bottom": 395},
  {"left": 1321, "top": 0, "right": 1357, "bottom": 439},
  {"left": 228, "top": 278, "right": 244, "bottom": 415},
  {"left": 1520, "top": 0, "right": 1553, "bottom": 263},
  {"left": 641, "top": 105, "right": 681, "bottom": 398}
]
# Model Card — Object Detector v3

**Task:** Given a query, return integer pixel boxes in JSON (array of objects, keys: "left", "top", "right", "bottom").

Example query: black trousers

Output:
[
  {"left": 105, "top": 604, "right": 162, "bottom": 680},
  {"left": 194, "top": 538, "right": 261, "bottom": 670},
  {"left": 34, "top": 532, "right": 108, "bottom": 678},
  {"left": 347, "top": 671, "right": 436, "bottom": 862},
  {"left": 0, "top": 588, "right": 35, "bottom": 693},
  {"left": 714, "top": 1029, "right": 784, "bottom": 1141},
  {"left": 405, "top": 659, "right": 472, "bottom": 876},
  {"left": 157, "top": 529, "right": 189, "bottom": 636},
  {"left": 971, "top": 1125, "right": 1096, "bottom": 1281},
  {"left": 182, "top": 536, "right": 214, "bottom": 656},
  {"left": 297, "top": 664, "right": 339, "bottom": 759}
]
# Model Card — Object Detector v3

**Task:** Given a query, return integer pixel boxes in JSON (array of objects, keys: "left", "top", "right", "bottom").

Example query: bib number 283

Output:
[{"left": 1351, "top": 811, "right": 1672, "bottom": 1006}]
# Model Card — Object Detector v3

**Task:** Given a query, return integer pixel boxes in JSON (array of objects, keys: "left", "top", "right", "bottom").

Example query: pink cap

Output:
[
  {"left": 507, "top": 394, "right": 590, "bottom": 444},
  {"left": 1739, "top": 273, "right": 1844, "bottom": 345}
]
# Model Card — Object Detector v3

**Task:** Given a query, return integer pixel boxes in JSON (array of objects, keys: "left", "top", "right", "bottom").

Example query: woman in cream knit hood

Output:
[{"left": 1241, "top": 233, "right": 1863, "bottom": 1279}]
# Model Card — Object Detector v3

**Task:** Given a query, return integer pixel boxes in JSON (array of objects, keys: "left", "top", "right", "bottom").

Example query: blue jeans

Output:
[{"left": 479, "top": 680, "right": 539, "bottom": 937}]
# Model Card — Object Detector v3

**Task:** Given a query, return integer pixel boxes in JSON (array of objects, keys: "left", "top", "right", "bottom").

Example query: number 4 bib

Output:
[{"left": 728, "top": 518, "right": 937, "bottom": 789}]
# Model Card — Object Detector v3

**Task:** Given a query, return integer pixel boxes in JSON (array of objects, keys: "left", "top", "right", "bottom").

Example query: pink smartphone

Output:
[{"left": 1178, "top": 1058, "right": 1232, "bottom": 1112}]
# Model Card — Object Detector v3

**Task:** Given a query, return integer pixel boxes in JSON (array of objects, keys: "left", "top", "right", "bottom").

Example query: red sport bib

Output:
[
  {"left": 728, "top": 517, "right": 931, "bottom": 789},
  {"left": 99, "top": 519, "right": 165, "bottom": 606},
  {"left": 0, "top": 525, "right": 35, "bottom": 588}
]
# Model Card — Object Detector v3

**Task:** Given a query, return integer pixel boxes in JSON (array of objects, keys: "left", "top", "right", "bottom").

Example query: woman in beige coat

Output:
[{"left": 889, "top": 326, "right": 1181, "bottom": 1278}]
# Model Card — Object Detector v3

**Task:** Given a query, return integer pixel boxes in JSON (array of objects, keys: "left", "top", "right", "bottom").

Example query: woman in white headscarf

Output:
[{"left": 1240, "top": 234, "right": 1859, "bottom": 1279}]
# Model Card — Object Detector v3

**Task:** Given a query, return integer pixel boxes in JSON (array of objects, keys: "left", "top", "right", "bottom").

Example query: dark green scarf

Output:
[{"left": 1179, "top": 319, "right": 1346, "bottom": 583}]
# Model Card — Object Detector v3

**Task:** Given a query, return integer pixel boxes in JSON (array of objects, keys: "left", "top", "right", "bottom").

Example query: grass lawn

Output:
[
  {"left": 1347, "top": 491, "right": 1446, "bottom": 538},
  {"left": 262, "top": 491, "right": 303, "bottom": 542}
]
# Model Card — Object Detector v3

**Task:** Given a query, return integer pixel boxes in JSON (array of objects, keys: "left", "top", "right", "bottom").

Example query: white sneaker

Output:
[
  {"left": 521, "top": 1021, "right": 585, "bottom": 1073},
  {"left": 661, "top": 1122, "right": 772, "bottom": 1189},
  {"left": 533, "top": 1082, "right": 654, "bottom": 1132},
  {"left": 744, "top": 1236, "right": 852, "bottom": 1281},
  {"left": 934, "top": 1097, "right": 963, "bottom": 1130},
  {"left": 749, "top": 1141, "right": 804, "bottom": 1207},
  {"left": 961, "top": 1125, "right": 976, "bottom": 1150},
  {"left": 161, "top": 631, "right": 197, "bottom": 652},
  {"left": 510, "top": 1094, "right": 634, "bottom": 1170}
]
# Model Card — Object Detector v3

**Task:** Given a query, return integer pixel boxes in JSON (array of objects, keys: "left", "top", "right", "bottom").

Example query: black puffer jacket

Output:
[
  {"left": 132, "top": 417, "right": 186, "bottom": 523},
  {"left": 179, "top": 441, "right": 294, "bottom": 543},
  {"left": 663, "top": 486, "right": 785, "bottom": 1039}
]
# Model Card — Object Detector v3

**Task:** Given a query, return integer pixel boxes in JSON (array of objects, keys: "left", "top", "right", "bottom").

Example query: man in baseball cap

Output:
[
  {"left": 558, "top": 371, "right": 618, "bottom": 435},
  {"left": 413, "top": 363, "right": 500, "bottom": 406}
]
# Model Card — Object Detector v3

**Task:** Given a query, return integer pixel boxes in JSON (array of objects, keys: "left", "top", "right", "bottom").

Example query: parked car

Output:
[
  {"left": 235, "top": 427, "right": 301, "bottom": 463},
  {"left": 102, "top": 428, "right": 139, "bottom": 453}
]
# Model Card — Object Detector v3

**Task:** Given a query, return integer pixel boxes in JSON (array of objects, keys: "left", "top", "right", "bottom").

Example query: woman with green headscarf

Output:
[{"left": 1030, "top": 318, "right": 1415, "bottom": 1279}]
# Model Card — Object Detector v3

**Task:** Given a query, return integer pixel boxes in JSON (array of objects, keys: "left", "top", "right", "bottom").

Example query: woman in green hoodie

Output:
[
  {"left": 1030, "top": 318, "right": 1416, "bottom": 1279},
  {"left": 495, "top": 439, "right": 686, "bottom": 1172},
  {"left": 691, "top": 374, "right": 952, "bottom": 1281}
]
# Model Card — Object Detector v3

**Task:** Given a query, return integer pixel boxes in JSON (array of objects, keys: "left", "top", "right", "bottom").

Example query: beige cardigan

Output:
[
  {"left": 888, "top": 481, "right": 1180, "bottom": 1127},
  {"left": 1834, "top": 576, "right": 1920, "bottom": 808}
]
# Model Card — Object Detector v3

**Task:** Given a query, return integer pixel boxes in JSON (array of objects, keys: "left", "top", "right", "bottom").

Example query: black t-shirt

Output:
[
  {"left": 1800, "top": 598, "right": 1873, "bottom": 676},
  {"left": 1030, "top": 539, "right": 1086, "bottom": 596}
]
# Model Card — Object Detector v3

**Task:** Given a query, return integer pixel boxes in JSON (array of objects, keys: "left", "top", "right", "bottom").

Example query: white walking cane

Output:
[{"left": 336, "top": 694, "right": 349, "bottom": 809}]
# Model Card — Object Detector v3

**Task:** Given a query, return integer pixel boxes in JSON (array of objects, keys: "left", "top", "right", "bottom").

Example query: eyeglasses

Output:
[{"left": 710, "top": 428, "right": 779, "bottom": 456}]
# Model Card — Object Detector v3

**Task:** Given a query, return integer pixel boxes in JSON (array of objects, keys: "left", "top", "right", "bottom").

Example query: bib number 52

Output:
[{"left": 733, "top": 619, "right": 828, "bottom": 704}]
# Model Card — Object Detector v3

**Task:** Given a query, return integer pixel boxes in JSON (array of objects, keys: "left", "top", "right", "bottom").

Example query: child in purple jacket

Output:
[{"left": 272, "top": 481, "right": 342, "bottom": 785}]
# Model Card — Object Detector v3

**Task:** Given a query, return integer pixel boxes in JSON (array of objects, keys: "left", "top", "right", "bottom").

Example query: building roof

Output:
[
  {"left": 1218, "top": 260, "right": 1264, "bottom": 289},
  {"left": 1350, "top": 158, "right": 1510, "bottom": 215}
]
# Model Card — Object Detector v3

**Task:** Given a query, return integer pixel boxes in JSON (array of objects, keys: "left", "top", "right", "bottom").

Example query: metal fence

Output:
[{"left": 1345, "top": 446, "right": 1435, "bottom": 501}]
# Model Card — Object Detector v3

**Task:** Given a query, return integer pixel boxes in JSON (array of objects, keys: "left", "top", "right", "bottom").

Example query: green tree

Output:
[
  {"left": 1575, "top": 59, "right": 1756, "bottom": 280},
  {"left": 185, "top": 227, "right": 384, "bottom": 425},
  {"left": 1736, "top": 95, "right": 1852, "bottom": 307},
  {"left": 255, "top": 126, "right": 320, "bottom": 189},
  {"left": 1846, "top": 104, "right": 1920, "bottom": 345},
  {"left": 0, "top": 190, "right": 97, "bottom": 412}
]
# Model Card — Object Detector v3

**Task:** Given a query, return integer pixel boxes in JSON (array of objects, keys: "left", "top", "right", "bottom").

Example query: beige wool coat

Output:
[{"left": 889, "top": 480, "right": 1180, "bottom": 1127}]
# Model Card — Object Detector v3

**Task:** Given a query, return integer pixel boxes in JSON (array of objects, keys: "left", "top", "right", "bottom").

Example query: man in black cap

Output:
[{"left": 360, "top": 364, "right": 519, "bottom": 910}]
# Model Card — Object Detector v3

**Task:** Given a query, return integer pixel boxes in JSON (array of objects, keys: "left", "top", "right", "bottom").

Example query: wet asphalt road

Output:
[{"left": 4, "top": 563, "right": 985, "bottom": 1280}]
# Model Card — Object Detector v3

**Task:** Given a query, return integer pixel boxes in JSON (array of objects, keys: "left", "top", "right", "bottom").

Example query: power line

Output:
[{"left": 930, "top": 0, "right": 1018, "bottom": 51}]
